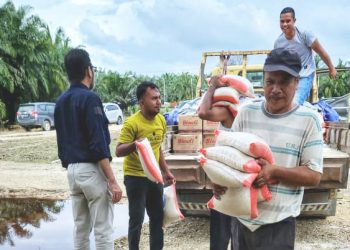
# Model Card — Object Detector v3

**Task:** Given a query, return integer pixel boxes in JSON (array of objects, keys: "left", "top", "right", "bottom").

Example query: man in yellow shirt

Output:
[{"left": 116, "top": 81, "right": 175, "bottom": 250}]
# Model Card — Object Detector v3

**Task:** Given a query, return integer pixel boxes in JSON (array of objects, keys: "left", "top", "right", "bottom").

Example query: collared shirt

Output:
[{"left": 54, "top": 83, "right": 112, "bottom": 168}]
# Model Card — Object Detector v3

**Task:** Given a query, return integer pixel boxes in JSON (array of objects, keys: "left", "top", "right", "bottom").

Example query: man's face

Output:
[
  {"left": 140, "top": 87, "right": 161, "bottom": 116},
  {"left": 263, "top": 71, "right": 298, "bottom": 114},
  {"left": 280, "top": 12, "right": 295, "bottom": 37}
]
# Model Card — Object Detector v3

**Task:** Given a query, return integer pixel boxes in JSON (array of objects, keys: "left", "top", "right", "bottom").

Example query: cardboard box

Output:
[
  {"left": 172, "top": 133, "right": 202, "bottom": 153},
  {"left": 202, "top": 120, "right": 220, "bottom": 132},
  {"left": 202, "top": 133, "right": 216, "bottom": 148},
  {"left": 178, "top": 115, "right": 202, "bottom": 132}
]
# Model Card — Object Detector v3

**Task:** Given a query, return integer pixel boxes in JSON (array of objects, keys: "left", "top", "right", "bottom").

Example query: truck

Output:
[{"left": 164, "top": 50, "right": 350, "bottom": 217}]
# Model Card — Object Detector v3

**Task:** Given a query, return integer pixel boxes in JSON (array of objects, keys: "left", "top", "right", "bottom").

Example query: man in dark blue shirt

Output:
[{"left": 54, "top": 48, "right": 122, "bottom": 250}]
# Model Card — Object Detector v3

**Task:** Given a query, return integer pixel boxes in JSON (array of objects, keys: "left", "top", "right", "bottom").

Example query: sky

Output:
[{"left": 6, "top": 0, "right": 350, "bottom": 75}]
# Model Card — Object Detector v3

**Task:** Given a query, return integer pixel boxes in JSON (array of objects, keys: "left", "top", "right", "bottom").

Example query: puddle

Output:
[{"left": 0, "top": 198, "right": 145, "bottom": 249}]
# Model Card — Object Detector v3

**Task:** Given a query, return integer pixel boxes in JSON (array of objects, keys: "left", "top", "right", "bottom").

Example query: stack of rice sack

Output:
[
  {"left": 199, "top": 131, "right": 274, "bottom": 219},
  {"left": 210, "top": 75, "right": 255, "bottom": 117}
]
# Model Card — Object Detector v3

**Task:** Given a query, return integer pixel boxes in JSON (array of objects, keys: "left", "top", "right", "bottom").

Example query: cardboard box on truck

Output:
[
  {"left": 172, "top": 133, "right": 202, "bottom": 153},
  {"left": 178, "top": 115, "right": 202, "bottom": 132},
  {"left": 202, "top": 120, "right": 220, "bottom": 132}
]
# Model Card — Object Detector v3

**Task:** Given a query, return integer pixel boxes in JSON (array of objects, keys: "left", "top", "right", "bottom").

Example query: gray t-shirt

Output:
[{"left": 274, "top": 27, "right": 316, "bottom": 77}]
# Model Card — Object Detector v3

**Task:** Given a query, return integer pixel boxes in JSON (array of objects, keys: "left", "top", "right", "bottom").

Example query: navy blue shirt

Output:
[{"left": 54, "top": 83, "right": 112, "bottom": 168}]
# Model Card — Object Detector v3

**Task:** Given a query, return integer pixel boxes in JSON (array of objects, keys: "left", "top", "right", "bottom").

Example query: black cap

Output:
[{"left": 263, "top": 48, "right": 302, "bottom": 77}]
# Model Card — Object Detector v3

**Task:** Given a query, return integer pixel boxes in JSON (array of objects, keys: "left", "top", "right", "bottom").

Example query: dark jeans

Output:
[
  {"left": 124, "top": 176, "right": 164, "bottom": 250},
  {"left": 237, "top": 217, "right": 296, "bottom": 250},
  {"left": 210, "top": 210, "right": 239, "bottom": 250}
]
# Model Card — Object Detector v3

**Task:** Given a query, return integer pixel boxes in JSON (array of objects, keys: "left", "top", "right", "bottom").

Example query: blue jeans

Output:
[
  {"left": 210, "top": 210, "right": 239, "bottom": 250},
  {"left": 237, "top": 217, "right": 295, "bottom": 250},
  {"left": 294, "top": 73, "right": 314, "bottom": 105},
  {"left": 124, "top": 176, "right": 164, "bottom": 250}
]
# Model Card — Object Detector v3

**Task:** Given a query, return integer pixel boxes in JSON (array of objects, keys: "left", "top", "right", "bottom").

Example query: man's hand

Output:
[
  {"left": 108, "top": 181, "right": 123, "bottom": 204},
  {"left": 208, "top": 75, "right": 226, "bottom": 88},
  {"left": 163, "top": 171, "right": 175, "bottom": 185},
  {"left": 329, "top": 67, "right": 337, "bottom": 80},
  {"left": 212, "top": 183, "right": 227, "bottom": 200},
  {"left": 254, "top": 158, "right": 277, "bottom": 188}
]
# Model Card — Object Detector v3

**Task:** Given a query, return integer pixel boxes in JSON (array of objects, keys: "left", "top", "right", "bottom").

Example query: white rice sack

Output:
[
  {"left": 220, "top": 74, "right": 255, "bottom": 98},
  {"left": 258, "top": 184, "right": 272, "bottom": 202},
  {"left": 163, "top": 184, "right": 184, "bottom": 227},
  {"left": 215, "top": 131, "right": 275, "bottom": 164},
  {"left": 207, "top": 186, "right": 259, "bottom": 219},
  {"left": 199, "top": 146, "right": 261, "bottom": 173},
  {"left": 212, "top": 101, "right": 238, "bottom": 117},
  {"left": 135, "top": 138, "right": 164, "bottom": 184},
  {"left": 199, "top": 157, "right": 258, "bottom": 188},
  {"left": 213, "top": 87, "right": 240, "bottom": 104}
]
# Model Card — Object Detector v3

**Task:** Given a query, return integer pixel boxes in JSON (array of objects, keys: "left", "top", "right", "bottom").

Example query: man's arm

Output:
[
  {"left": 254, "top": 158, "right": 321, "bottom": 187},
  {"left": 115, "top": 142, "right": 136, "bottom": 157},
  {"left": 311, "top": 39, "right": 337, "bottom": 79},
  {"left": 197, "top": 76, "right": 232, "bottom": 123},
  {"left": 99, "top": 158, "right": 123, "bottom": 203},
  {"left": 159, "top": 148, "right": 175, "bottom": 184}
]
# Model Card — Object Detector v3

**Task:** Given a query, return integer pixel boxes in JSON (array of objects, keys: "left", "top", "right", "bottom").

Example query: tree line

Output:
[{"left": 0, "top": 1, "right": 349, "bottom": 126}]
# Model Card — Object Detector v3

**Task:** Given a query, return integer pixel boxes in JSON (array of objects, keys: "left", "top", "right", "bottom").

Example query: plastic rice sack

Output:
[
  {"left": 220, "top": 75, "right": 255, "bottom": 98},
  {"left": 199, "top": 146, "right": 261, "bottom": 173},
  {"left": 258, "top": 184, "right": 272, "bottom": 202},
  {"left": 163, "top": 184, "right": 184, "bottom": 227},
  {"left": 135, "top": 138, "right": 164, "bottom": 184},
  {"left": 199, "top": 157, "right": 258, "bottom": 188},
  {"left": 213, "top": 87, "right": 240, "bottom": 104},
  {"left": 215, "top": 130, "right": 275, "bottom": 164},
  {"left": 207, "top": 186, "right": 259, "bottom": 219},
  {"left": 212, "top": 101, "right": 238, "bottom": 117}
]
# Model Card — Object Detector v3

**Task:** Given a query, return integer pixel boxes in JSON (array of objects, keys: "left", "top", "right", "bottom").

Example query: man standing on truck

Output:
[
  {"left": 214, "top": 48, "right": 323, "bottom": 249},
  {"left": 54, "top": 48, "right": 123, "bottom": 249},
  {"left": 116, "top": 81, "right": 175, "bottom": 250},
  {"left": 274, "top": 7, "right": 337, "bottom": 105},
  {"left": 198, "top": 78, "right": 238, "bottom": 250}
]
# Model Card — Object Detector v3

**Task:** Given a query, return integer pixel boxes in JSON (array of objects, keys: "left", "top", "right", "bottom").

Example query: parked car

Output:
[
  {"left": 103, "top": 103, "right": 124, "bottom": 125},
  {"left": 16, "top": 102, "right": 55, "bottom": 131}
]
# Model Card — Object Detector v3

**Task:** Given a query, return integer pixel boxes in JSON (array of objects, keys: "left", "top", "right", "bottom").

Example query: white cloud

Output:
[{"left": 7, "top": 0, "right": 350, "bottom": 74}]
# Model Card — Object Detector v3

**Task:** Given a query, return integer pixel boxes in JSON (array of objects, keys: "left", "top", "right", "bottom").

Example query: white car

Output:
[{"left": 103, "top": 103, "right": 124, "bottom": 125}]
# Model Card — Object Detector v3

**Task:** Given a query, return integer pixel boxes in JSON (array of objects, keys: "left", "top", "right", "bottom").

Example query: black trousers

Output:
[
  {"left": 237, "top": 217, "right": 296, "bottom": 250},
  {"left": 124, "top": 176, "right": 164, "bottom": 250},
  {"left": 210, "top": 209, "right": 239, "bottom": 250}
]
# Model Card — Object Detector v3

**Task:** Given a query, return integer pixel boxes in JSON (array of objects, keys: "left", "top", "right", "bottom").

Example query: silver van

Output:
[{"left": 16, "top": 102, "right": 55, "bottom": 131}]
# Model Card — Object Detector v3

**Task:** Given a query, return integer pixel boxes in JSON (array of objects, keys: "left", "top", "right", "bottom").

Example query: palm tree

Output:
[{"left": 0, "top": 1, "right": 70, "bottom": 123}]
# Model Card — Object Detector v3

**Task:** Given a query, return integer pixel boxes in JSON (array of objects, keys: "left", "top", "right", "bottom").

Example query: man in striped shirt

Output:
[{"left": 215, "top": 48, "right": 323, "bottom": 250}]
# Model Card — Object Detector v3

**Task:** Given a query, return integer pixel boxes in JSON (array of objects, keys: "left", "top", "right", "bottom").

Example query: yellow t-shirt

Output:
[{"left": 118, "top": 111, "right": 166, "bottom": 177}]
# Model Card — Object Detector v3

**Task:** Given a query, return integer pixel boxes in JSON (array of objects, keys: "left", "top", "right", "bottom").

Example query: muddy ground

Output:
[{"left": 0, "top": 126, "right": 349, "bottom": 250}]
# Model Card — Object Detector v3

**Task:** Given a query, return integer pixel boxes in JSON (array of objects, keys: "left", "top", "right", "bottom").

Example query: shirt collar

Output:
[{"left": 70, "top": 82, "right": 89, "bottom": 90}]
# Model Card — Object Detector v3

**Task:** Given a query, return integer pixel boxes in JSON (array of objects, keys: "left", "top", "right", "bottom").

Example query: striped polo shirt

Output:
[{"left": 233, "top": 101, "right": 323, "bottom": 232}]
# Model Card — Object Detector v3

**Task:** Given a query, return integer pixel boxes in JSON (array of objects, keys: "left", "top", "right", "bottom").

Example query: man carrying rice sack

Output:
[
  {"left": 198, "top": 74, "right": 247, "bottom": 250},
  {"left": 214, "top": 48, "right": 323, "bottom": 250},
  {"left": 116, "top": 81, "right": 175, "bottom": 250}
]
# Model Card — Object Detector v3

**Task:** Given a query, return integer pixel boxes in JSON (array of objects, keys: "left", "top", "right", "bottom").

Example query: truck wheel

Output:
[{"left": 42, "top": 120, "right": 51, "bottom": 131}]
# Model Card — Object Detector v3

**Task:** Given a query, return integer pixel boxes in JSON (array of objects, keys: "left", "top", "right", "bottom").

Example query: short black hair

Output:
[
  {"left": 280, "top": 7, "right": 295, "bottom": 19},
  {"left": 136, "top": 81, "right": 159, "bottom": 101},
  {"left": 64, "top": 48, "right": 91, "bottom": 83}
]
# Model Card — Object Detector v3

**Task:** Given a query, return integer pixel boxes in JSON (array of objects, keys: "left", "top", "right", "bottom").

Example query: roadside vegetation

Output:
[{"left": 0, "top": 0, "right": 349, "bottom": 127}]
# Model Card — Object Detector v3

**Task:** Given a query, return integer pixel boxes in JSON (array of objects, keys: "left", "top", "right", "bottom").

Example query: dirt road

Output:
[{"left": 0, "top": 127, "right": 349, "bottom": 250}]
